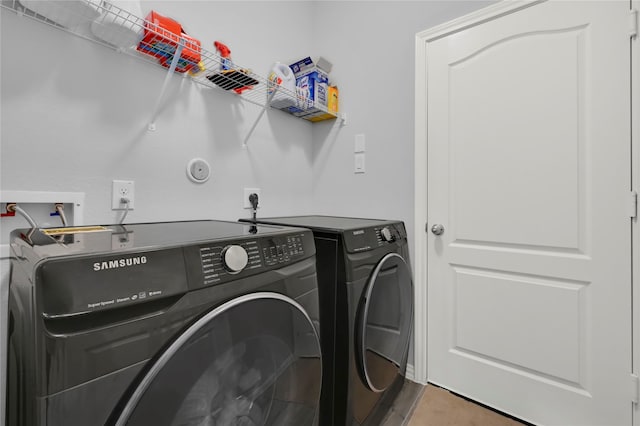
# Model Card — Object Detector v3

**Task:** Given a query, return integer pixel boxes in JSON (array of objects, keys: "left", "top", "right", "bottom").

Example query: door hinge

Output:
[
  {"left": 632, "top": 374, "right": 639, "bottom": 404},
  {"left": 630, "top": 191, "right": 638, "bottom": 218},
  {"left": 631, "top": 9, "right": 638, "bottom": 39}
]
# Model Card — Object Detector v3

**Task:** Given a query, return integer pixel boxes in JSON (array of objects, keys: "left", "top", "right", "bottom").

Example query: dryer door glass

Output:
[
  {"left": 113, "top": 292, "right": 322, "bottom": 426},
  {"left": 356, "top": 253, "right": 413, "bottom": 393}
]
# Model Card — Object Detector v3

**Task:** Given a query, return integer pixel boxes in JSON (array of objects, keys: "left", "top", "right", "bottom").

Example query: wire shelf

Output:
[{"left": 0, "top": 0, "right": 341, "bottom": 128}]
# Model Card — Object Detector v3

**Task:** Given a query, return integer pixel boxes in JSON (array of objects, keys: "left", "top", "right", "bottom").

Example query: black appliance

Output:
[
  {"left": 240, "top": 215, "right": 413, "bottom": 426},
  {"left": 6, "top": 220, "right": 322, "bottom": 426}
]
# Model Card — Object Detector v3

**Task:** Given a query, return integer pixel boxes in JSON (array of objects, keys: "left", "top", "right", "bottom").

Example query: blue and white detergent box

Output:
[
  {"left": 289, "top": 56, "right": 332, "bottom": 77},
  {"left": 289, "top": 57, "right": 314, "bottom": 75},
  {"left": 275, "top": 56, "right": 334, "bottom": 120},
  {"left": 295, "top": 71, "right": 328, "bottom": 110}
]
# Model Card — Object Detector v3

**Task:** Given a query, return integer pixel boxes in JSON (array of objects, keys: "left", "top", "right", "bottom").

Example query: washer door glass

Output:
[
  {"left": 114, "top": 292, "right": 322, "bottom": 426},
  {"left": 356, "top": 253, "right": 413, "bottom": 393}
]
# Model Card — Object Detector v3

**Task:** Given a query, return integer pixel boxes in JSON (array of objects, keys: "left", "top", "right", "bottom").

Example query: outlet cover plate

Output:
[{"left": 112, "top": 180, "right": 135, "bottom": 210}]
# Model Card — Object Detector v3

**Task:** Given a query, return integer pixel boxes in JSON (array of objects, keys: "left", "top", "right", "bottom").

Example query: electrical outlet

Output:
[
  {"left": 111, "top": 231, "right": 134, "bottom": 249},
  {"left": 112, "top": 180, "right": 135, "bottom": 210},
  {"left": 243, "top": 188, "right": 261, "bottom": 209}
]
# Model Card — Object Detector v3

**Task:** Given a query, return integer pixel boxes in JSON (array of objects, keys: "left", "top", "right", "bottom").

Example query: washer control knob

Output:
[
  {"left": 221, "top": 245, "right": 248, "bottom": 274},
  {"left": 380, "top": 227, "right": 394, "bottom": 242}
]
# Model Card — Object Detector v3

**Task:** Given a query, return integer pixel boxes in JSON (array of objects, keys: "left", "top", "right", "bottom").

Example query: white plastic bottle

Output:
[{"left": 267, "top": 62, "right": 297, "bottom": 109}]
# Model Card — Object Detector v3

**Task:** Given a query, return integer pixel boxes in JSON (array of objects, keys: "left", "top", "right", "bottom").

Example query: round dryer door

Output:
[
  {"left": 356, "top": 253, "right": 413, "bottom": 393},
  {"left": 113, "top": 292, "right": 322, "bottom": 426}
]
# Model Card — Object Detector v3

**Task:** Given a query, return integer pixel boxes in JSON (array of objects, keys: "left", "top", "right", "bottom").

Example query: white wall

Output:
[
  {"left": 1, "top": 1, "right": 321, "bottom": 226},
  {"left": 0, "top": 1, "right": 493, "bottom": 423},
  {"left": 310, "top": 1, "right": 493, "bottom": 251}
]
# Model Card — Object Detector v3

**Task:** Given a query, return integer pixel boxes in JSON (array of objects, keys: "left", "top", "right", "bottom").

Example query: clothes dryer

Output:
[
  {"left": 240, "top": 216, "right": 414, "bottom": 426},
  {"left": 6, "top": 220, "right": 322, "bottom": 426}
]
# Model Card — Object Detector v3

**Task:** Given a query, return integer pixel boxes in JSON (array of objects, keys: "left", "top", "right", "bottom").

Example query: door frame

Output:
[
  {"left": 412, "top": 1, "right": 638, "bottom": 406},
  {"left": 633, "top": 2, "right": 639, "bottom": 426}
]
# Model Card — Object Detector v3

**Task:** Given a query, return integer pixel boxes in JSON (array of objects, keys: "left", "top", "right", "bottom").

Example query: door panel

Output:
[
  {"left": 425, "top": 1, "right": 631, "bottom": 425},
  {"left": 450, "top": 26, "right": 586, "bottom": 251},
  {"left": 453, "top": 266, "right": 585, "bottom": 383}
]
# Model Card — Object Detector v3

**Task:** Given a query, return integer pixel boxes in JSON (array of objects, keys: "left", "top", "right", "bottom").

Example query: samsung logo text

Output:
[{"left": 93, "top": 256, "right": 147, "bottom": 271}]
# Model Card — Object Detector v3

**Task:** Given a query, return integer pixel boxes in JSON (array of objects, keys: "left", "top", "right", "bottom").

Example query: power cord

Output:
[
  {"left": 249, "top": 193, "right": 259, "bottom": 223},
  {"left": 118, "top": 198, "right": 130, "bottom": 224}
]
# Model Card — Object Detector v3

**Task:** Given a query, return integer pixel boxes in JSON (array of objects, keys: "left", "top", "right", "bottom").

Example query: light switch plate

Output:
[
  {"left": 355, "top": 134, "right": 366, "bottom": 153},
  {"left": 354, "top": 153, "right": 365, "bottom": 174}
]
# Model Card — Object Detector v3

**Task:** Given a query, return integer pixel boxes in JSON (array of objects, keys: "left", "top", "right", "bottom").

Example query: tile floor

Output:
[{"left": 381, "top": 381, "right": 527, "bottom": 426}]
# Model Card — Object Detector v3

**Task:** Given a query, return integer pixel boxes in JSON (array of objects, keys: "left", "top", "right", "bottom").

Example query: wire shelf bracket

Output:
[{"left": 148, "top": 42, "right": 185, "bottom": 131}]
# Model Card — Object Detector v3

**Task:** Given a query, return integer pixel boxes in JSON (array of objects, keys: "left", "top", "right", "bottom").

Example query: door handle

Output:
[{"left": 431, "top": 224, "right": 445, "bottom": 236}]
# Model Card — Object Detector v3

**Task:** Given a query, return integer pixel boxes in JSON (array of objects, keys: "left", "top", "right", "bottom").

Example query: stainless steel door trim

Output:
[
  {"left": 357, "top": 253, "right": 413, "bottom": 393},
  {"left": 114, "top": 291, "right": 321, "bottom": 425}
]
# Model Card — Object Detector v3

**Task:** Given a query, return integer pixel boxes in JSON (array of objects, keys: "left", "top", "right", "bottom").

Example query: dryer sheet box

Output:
[{"left": 276, "top": 56, "right": 334, "bottom": 120}]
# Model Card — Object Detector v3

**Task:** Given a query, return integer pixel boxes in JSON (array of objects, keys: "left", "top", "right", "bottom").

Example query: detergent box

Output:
[
  {"left": 289, "top": 56, "right": 332, "bottom": 77},
  {"left": 274, "top": 70, "right": 328, "bottom": 115},
  {"left": 304, "top": 86, "right": 339, "bottom": 122},
  {"left": 295, "top": 71, "right": 328, "bottom": 110},
  {"left": 277, "top": 56, "right": 336, "bottom": 121}
]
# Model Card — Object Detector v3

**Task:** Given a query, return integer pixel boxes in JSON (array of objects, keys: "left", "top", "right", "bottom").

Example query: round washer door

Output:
[
  {"left": 356, "top": 253, "right": 413, "bottom": 393},
  {"left": 114, "top": 292, "right": 322, "bottom": 426}
]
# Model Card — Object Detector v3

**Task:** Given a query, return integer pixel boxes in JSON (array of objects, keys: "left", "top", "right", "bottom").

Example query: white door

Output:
[{"left": 422, "top": 1, "right": 632, "bottom": 425}]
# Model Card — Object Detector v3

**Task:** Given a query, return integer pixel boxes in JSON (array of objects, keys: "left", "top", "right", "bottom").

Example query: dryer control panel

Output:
[
  {"left": 343, "top": 222, "right": 407, "bottom": 253},
  {"left": 185, "top": 231, "right": 312, "bottom": 289}
]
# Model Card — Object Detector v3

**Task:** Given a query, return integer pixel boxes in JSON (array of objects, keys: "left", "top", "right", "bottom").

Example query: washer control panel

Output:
[
  {"left": 186, "top": 232, "right": 310, "bottom": 289},
  {"left": 261, "top": 234, "right": 305, "bottom": 266},
  {"left": 221, "top": 244, "right": 249, "bottom": 273}
]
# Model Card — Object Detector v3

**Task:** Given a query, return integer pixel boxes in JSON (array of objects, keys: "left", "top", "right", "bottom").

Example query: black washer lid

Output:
[
  {"left": 246, "top": 215, "right": 401, "bottom": 233},
  {"left": 11, "top": 220, "right": 303, "bottom": 259}
]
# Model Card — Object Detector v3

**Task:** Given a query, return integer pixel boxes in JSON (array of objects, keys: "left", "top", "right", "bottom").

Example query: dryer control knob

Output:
[
  {"left": 222, "top": 245, "right": 249, "bottom": 274},
  {"left": 380, "top": 227, "right": 394, "bottom": 242}
]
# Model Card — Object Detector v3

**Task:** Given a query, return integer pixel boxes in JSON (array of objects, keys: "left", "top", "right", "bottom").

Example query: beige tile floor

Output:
[
  {"left": 379, "top": 381, "right": 527, "bottom": 426},
  {"left": 406, "top": 384, "right": 527, "bottom": 426}
]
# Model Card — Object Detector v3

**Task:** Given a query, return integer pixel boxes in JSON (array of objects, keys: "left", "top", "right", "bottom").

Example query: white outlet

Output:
[
  {"left": 111, "top": 231, "right": 134, "bottom": 249},
  {"left": 112, "top": 180, "right": 135, "bottom": 210},
  {"left": 243, "top": 188, "right": 261, "bottom": 209}
]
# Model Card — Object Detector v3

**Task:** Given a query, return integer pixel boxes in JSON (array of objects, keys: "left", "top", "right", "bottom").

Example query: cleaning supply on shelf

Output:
[
  {"left": 275, "top": 56, "right": 338, "bottom": 122},
  {"left": 295, "top": 70, "right": 328, "bottom": 110},
  {"left": 305, "top": 86, "right": 339, "bottom": 122},
  {"left": 267, "top": 62, "right": 296, "bottom": 109},
  {"left": 286, "top": 56, "right": 331, "bottom": 111},
  {"left": 18, "top": 0, "right": 100, "bottom": 29},
  {"left": 136, "top": 10, "right": 201, "bottom": 74},
  {"left": 206, "top": 41, "right": 259, "bottom": 94},
  {"left": 214, "top": 41, "right": 233, "bottom": 70},
  {"left": 188, "top": 61, "right": 206, "bottom": 77},
  {"left": 90, "top": 0, "right": 143, "bottom": 49}
]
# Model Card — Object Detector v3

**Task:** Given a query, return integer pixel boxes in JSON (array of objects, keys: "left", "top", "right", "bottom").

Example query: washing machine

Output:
[
  {"left": 239, "top": 216, "right": 414, "bottom": 426},
  {"left": 6, "top": 220, "right": 323, "bottom": 426}
]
